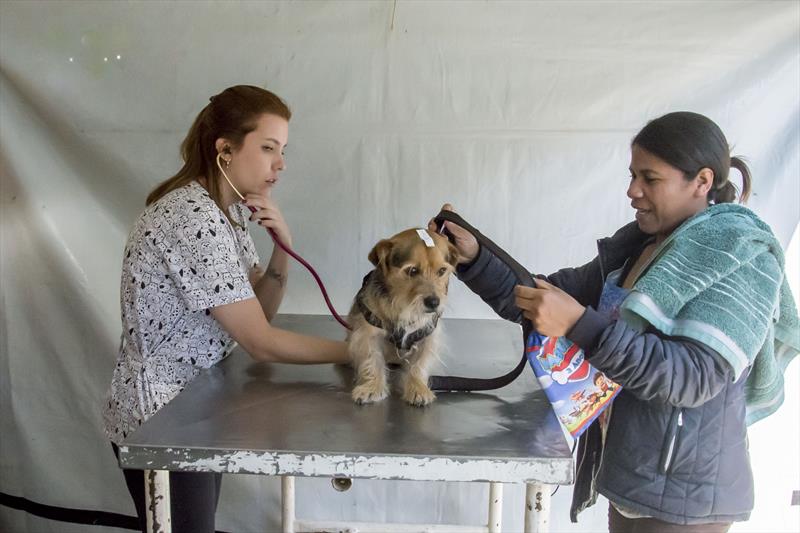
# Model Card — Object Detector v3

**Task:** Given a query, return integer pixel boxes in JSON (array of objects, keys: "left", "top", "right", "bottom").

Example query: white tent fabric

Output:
[{"left": 1, "top": 1, "right": 798, "bottom": 532}]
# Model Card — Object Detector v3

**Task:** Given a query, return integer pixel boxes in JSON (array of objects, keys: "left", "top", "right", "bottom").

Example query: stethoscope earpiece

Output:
[{"left": 216, "top": 152, "right": 245, "bottom": 201}]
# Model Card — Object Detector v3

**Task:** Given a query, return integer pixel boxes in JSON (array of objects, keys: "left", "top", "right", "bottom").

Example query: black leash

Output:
[{"left": 428, "top": 210, "right": 537, "bottom": 392}]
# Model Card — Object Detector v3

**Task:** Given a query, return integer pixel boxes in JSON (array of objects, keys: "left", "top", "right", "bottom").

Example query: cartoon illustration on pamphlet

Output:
[{"left": 527, "top": 332, "right": 621, "bottom": 438}]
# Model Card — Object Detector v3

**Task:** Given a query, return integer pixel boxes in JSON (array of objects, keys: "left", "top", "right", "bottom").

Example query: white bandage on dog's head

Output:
[{"left": 415, "top": 229, "right": 435, "bottom": 248}]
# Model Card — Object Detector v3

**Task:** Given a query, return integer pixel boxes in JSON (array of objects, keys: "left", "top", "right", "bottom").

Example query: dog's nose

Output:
[{"left": 423, "top": 296, "right": 440, "bottom": 310}]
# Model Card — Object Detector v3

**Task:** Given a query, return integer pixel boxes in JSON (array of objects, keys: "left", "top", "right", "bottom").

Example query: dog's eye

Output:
[
  {"left": 407, "top": 267, "right": 419, "bottom": 277},
  {"left": 438, "top": 267, "right": 448, "bottom": 276}
]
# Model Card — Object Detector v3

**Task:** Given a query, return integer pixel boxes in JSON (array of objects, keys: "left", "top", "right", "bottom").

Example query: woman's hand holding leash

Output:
[
  {"left": 427, "top": 203, "right": 479, "bottom": 263},
  {"left": 429, "top": 204, "right": 585, "bottom": 337},
  {"left": 243, "top": 192, "right": 293, "bottom": 248},
  {"left": 514, "top": 279, "right": 585, "bottom": 337}
]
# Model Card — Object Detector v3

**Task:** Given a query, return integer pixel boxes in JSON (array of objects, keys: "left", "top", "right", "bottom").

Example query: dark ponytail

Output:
[
  {"left": 725, "top": 156, "right": 752, "bottom": 204},
  {"left": 633, "top": 112, "right": 752, "bottom": 205}
]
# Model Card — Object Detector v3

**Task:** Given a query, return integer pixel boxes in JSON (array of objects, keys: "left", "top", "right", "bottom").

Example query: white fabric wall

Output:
[{"left": 1, "top": 1, "right": 798, "bottom": 532}]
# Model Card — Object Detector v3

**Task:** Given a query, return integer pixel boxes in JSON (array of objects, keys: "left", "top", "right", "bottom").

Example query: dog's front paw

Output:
[
  {"left": 352, "top": 381, "right": 389, "bottom": 404},
  {"left": 402, "top": 380, "right": 436, "bottom": 407}
]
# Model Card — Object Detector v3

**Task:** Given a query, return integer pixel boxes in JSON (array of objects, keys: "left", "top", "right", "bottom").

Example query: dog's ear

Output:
[
  {"left": 368, "top": 239, "right": 393, "bottom": 269},
  {"left": 446, "top": 242, "right": 460, "bottom": 269}
]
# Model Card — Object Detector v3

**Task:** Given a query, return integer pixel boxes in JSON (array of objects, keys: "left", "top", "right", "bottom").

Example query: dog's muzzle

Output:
[
  {"left": 356, "top": 292, "right": 440, "bottom": 353},
  {"left": 423, "top": 295, "right": 440, "bottom": 312}
]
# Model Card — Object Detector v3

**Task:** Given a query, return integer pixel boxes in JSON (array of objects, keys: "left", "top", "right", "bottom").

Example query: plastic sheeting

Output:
[{"left": 1, "top": 1, "right": 798, "bottom": 532}]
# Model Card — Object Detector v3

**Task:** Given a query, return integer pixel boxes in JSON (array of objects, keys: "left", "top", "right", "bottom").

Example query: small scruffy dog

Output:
[{"left": 347, "top": 228, "right": 458, "bottom": 406}]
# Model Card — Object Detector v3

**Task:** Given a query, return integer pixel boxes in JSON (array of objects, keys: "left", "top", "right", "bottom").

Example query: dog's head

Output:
[{"left": 367, "top": 228, "right": 459, "bottom": 321}]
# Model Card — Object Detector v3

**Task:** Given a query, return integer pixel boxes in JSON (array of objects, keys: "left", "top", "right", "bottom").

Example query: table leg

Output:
[
  {"left": 524, "top": 483, "right": 550, "bottom": 533},
  {"left": 488, "top": 481, "right": 503, "bottom": 532},
  {"left": 145, "top": 469, "right": 171, "bottom": 533},
  {"left": 282, "top": 475, "right": 296, "bottom": 533}
]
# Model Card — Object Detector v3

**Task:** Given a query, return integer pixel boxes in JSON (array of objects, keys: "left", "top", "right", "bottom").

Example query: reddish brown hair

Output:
[{"left": 146, "top": 85, "right": 291, "bottom": 213}]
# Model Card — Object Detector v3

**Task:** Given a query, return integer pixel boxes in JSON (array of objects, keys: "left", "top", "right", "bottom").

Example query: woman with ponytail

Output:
[
  {"left": 433, "top": 112, "right": 798, "bottom": 531},
  {"left": 103, "top": 85, "right": 349, "bottom": 532}
]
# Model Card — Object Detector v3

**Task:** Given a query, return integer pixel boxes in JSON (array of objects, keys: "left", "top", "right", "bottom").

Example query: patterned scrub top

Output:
[{"left": 103, "top": 181, "right": 260, "bottom": 444}]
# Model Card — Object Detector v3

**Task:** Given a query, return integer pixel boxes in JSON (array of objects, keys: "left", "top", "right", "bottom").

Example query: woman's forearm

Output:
[
  {"left": 211, "top": 297, "right": 349, "bottom": 365},
  {"left": 254, "top": 248, "right": 289, "bottom": 320},
  {"left": 256, "top": 328, "right": 350, "bottom": 364}
]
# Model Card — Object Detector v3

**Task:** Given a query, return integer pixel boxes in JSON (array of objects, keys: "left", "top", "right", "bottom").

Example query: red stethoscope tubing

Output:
[
  {"left": 218, "top": 153, "right": 351, "bottom": 330},
  {"left": 246, "top": 205, "right": 352, "bottom": 331}
]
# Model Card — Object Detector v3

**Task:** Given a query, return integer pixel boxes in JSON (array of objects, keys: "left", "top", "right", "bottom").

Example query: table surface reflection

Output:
[{"left": 118, "top": 314, "right": 573, "bottom": 484}]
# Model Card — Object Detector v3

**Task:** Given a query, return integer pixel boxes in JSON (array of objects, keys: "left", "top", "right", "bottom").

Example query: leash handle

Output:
[
  {"left": 434, "top": 210, "right": 537, "bottom": 290},
  {"left": 246, "top": 205, "right": 352, "bottom": 331},
  {"left": 428, "top": 210, "right": 535, "bottom": 392}
]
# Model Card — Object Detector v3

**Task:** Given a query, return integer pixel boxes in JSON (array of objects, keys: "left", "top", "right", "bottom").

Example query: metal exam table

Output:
[{"left": 117, "top": 314, "right": 574, "bottom": 532}]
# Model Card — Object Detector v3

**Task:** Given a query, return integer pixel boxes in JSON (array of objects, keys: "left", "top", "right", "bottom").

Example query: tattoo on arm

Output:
[{"left": 266, "top": 267, "right": 287, "bottom": 288}]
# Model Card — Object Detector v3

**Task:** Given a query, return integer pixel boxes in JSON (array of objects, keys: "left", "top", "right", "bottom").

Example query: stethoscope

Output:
[{"left": 216, "top": 152, "right": 352, "bottom": 330}]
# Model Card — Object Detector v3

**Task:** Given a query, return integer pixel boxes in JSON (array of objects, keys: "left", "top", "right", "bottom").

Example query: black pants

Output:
[
  {"left": 609, "top": 503, "right": 732, "bottom": 533},
  {"left": 111, "top": 443, "right": 222, "bottom": 533}
]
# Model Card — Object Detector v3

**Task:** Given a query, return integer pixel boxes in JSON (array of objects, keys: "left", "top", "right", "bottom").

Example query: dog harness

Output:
[{"left": 355, "top": 271, "right": 440, "bottom": 353}]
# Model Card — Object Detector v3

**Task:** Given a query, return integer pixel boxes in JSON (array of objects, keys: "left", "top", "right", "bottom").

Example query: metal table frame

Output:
[{"left": 118, "top": 315, "right": 573, "bottom": 532}]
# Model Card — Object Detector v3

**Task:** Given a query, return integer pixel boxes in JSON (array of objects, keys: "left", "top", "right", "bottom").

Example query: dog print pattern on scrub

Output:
[{"left": 103, "top": 181, "right": 259, "bottom": 444}]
